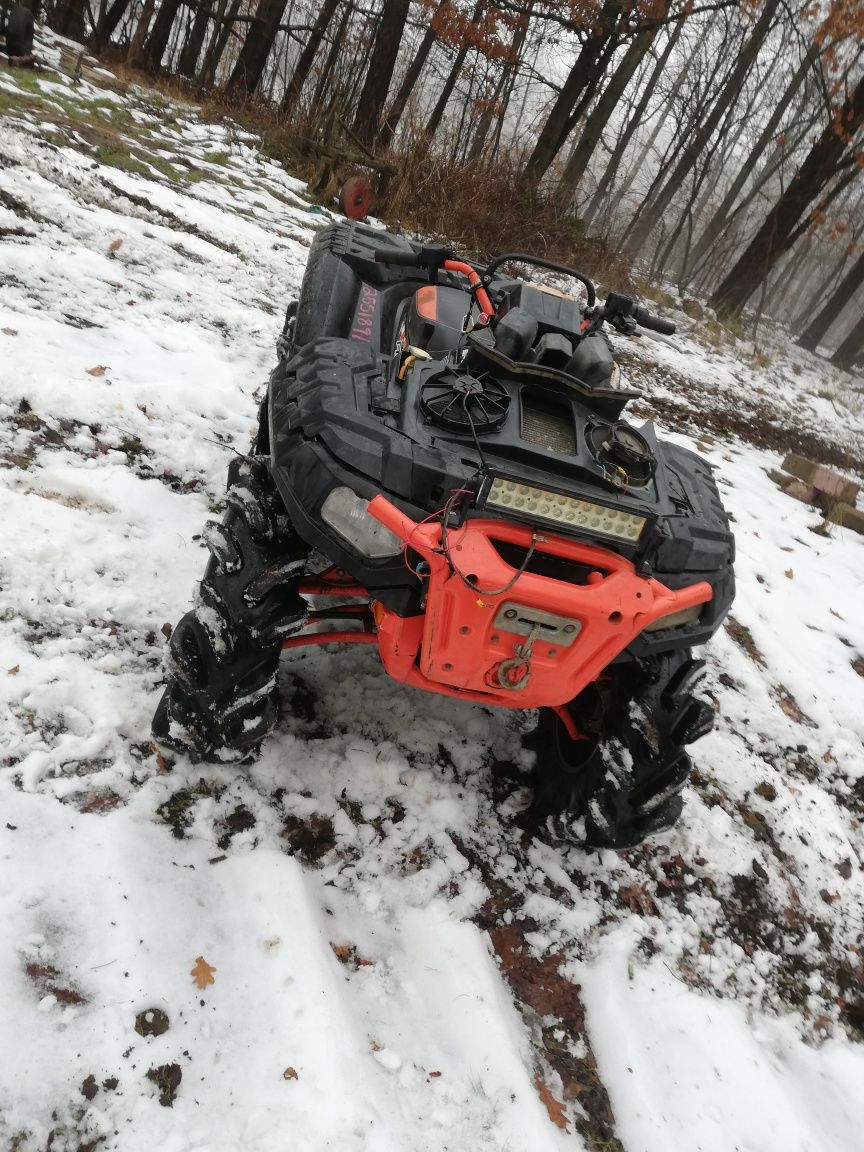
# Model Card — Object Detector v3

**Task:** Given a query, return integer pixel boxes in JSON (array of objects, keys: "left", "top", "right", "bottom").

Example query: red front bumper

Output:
[{"left": 366, "top": 496, "right": 712, "bottom": 710}]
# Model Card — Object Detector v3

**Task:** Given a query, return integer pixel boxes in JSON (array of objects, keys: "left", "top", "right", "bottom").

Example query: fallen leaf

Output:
[
  {"left": 190, "top": 956, "right": 216, "bottom": 989},
  {"left": 148, "top": 741, "right": 166, "bottom": 770},
  {"left": 7, "top": 665, "right": 19, "bottom": 675},
  {"left": 428, "top": 1070, "right": 441, "bottom": 1078},
  {"left": 779, "top": 545, "right": 794, "bottom": 552},
  {"left": 534, "top": 1074, "right": 568, "bottom": 1131},
  {"left": 108, "top": 238, "right": 123, "bottom": 253},
  {"left": 2, "top": 327, "right": 17, "bottom": 336},
  {"left": 331, "top": 943, "right": 352, "bottom": 960},
  {"left": 618, "top": 882, "right": 659, "bottom": 917},
  {"left": 282, "top": 1066, "right": 298, "bottom": 1081},
  {"left": 784, "top": 568, "right": 793, "bottom": 579},
  {"left": 830, "top": 608, "right": 844, "bottom": 620},
  {"left": 87, "top": 365, "right": 109, "bottom": 377}
]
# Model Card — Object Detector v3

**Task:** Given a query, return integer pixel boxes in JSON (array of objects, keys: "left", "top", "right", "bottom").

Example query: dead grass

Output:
[{"left": 94, "top": 60, "right": 633, "bottom": 286}]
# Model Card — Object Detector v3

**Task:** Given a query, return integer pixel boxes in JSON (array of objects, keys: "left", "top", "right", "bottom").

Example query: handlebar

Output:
[
  {"left": 483, "top": 253, "right": 596, "bottom": 307},
  {"left": 634, "top": 307, "right": 676, "bottom": 336}
]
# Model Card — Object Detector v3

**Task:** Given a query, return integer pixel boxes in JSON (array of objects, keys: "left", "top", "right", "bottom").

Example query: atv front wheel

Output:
[
  {"left": 531, "top": 652, "right": 714, "bottom": 849},
  {"left": 152, "top": 456, "right": 308, "bottom": 760}
]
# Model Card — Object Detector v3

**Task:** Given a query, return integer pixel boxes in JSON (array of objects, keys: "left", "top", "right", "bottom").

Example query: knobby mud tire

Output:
[
  {"left": 152, "top": 456, "right": 308, "bottom": 761},
  {"left": 531, "top": 651, "right": 714, "bottom": 849}
]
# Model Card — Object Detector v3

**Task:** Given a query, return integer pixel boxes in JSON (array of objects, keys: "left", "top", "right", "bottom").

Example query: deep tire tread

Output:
[
  {"left": 532, "top": 651, "right": 713, "bottom": 849},
  {"left": 152, "top": 456, "right": 308, "bottom": 761}
]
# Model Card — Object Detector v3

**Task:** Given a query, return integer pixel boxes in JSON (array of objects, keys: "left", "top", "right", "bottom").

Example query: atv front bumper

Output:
[{"left": 363, "top": 497, "right": 712, "bottom": 711}]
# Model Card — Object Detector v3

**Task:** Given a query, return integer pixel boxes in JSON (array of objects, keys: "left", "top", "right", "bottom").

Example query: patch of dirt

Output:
[
  {"left": 157, "top": 781, "right": 223, "bottom": 839},
  {"left": 725, "top": 617, "right": 766, "bottom": 666},
  {"left": 622, "top": 355, "right": 864, "bottom": 478},
  {"left": 216, "top": 803, "right": 256, "bottom": 849},
  {"left": 135, "top": 1008, "right": 170, "bottom": 1037},
  {"left": 146, "top": 1062, "right": 182, "bottom": 1107},
  {"left": 281, "top": 813, "right": 336, "bottom": 863},
  {"left": 490, "top": 919, "right": 623, "bottom": 1152},
  {"left": 24, "top": 961, "right": 86, "bottom": 1005}
]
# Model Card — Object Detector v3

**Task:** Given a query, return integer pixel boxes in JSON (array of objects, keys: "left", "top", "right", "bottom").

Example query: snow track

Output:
[{"left": 2, "top": 38, "right": 864, "bottom": 1152}]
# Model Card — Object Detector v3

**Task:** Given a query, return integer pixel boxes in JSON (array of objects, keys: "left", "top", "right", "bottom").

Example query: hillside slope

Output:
[{"left": 2, "top": 39, "right": 864, "bottom": 1152}]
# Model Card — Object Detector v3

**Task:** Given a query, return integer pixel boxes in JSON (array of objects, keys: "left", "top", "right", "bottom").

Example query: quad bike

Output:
[{"left": 153, "top": 221, "right": 735, "bottom": 849}]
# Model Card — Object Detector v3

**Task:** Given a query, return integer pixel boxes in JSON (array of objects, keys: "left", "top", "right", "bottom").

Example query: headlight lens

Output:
[
  {"left": 485, "top": 476, "right": 646, "bottom": 541},
  {"left": 321, "top": 487, "right": 403, "bottom": 558}
]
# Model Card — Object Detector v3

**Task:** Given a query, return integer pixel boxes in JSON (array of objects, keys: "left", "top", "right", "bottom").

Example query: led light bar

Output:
[{"left": 484, "top": 476, "right": 647, "bottom": 542}]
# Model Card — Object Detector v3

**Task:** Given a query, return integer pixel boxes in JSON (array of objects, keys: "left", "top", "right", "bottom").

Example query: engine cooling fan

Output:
[{"left": 420, "top": 371, "right": 510, "bottom": 434}]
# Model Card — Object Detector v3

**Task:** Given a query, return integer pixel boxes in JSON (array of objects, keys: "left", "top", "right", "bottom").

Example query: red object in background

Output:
[{"left": 340, "top": 176, "right": 375, "bottom": 221}]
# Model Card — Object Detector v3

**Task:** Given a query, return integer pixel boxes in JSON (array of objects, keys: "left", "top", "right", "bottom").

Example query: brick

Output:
[
  {"left": 811, "top": 466, "right": 860, "bottom": 505},
  {"left": 782, "top": 453, "right": 818, "bottom": 483},
  {"left": 827, "top": 503, "right": 864, "bottom": 536},
  {"left": 783, "top": 480, "right": 818, "bottom": 504}
]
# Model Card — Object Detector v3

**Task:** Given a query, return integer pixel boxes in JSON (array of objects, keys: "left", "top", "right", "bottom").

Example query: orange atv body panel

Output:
[{"left": 365, "top": 496, "right": 712, "bottom": 711}]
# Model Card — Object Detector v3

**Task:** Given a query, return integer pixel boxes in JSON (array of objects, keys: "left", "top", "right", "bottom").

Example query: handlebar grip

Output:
[
  {"left": 373, "top": 246, "right": 420, "bottom": 267},
  {"left": 634, "top": 307, "right": 676, "bottom": 336}
]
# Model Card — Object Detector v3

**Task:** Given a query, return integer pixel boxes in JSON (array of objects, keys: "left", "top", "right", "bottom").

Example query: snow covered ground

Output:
[{"left": 2, "top": 39, "right": 864, "bottom": 1152}]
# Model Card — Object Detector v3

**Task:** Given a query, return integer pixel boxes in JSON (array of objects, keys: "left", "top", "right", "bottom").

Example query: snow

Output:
[{"left": 2, "top": 35, "right": 864, "bottom": 1152}]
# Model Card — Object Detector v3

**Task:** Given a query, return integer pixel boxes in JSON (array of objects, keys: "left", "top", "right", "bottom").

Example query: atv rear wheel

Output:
[
  {"left": 152, "top": 456, "right": 308, "bottom": 761},
  {"left": 531, "top": 652, "right": 713, "bottom": 849}
]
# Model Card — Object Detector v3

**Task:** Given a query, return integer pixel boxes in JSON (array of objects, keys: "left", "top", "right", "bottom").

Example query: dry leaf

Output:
[
  {"left": 282, "top": 1067, "right": 298, "bottom": 1081},
  {"left": 779, "top": 545, "right": 794, "bottom": 552},
  {"left": 7, "top": 665, "right": 19, "bottom": 676},
  {"left": 830, "top": 608, "right": 844, "bottom": 620},
  {"left": 533, "top": 1074, "right": 569, "bottom": 1131},
  {"left": 148, "top": 741, "right": 166, "bottom": 770},
  {"left": 108, "top": 238, "right": 123, "bottom": 253},
  {"left": 331, "top": 943, "right": 352, "bottom": 960},
  {"left": 618, "top": 882, "right": 659, "bottom": 917},
  {"left": 784, "top": 568, "right": 793, "bottom": 579},
  {"left": 87, "top": 365, "right": 109, "bottom": 377},
  {"left": 2, "top": 327, "right": 17, "bottom": 336},
  {"left": 427, "top": 1070, "right": 441, "bottom": 1078},
  {"left": 190, "top": 956, "right": 216, "bottom": 989}
]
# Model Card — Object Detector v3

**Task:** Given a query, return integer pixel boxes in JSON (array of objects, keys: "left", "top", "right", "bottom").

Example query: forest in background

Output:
[{"left": 20, "top": 0, "right": 864, "bottom": 367}]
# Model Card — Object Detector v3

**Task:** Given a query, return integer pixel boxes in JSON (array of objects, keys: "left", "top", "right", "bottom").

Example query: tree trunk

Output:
[
  {"left": 555, "top": 24, "right": 657, "bottom": 208},
  {"left": 90, "top": 0, "right": 132, "bottom": 50},
  {"left": 376, "top": 13, "right": 440, "bottom": 148},
  {"left": 521, "top": 0, "right": 621, "bottom": 188},
  {"left": 281, "top": 0, "right": 341, "bottom": 111},
  {"left": 711, "top": 75, "right": 864, "bottom": 317},
  {"left": 686, "top": 50, "right": 811, "bottom": 276},
  {"left": 424, "top": 0, "right": 484, "bottom": 141},
  {"left": 831, "top": 311, "right": 864, "bottom": 371},
  {"left": 142, "top": 0, "right": 184, "bottom": 69},
  {"left": 52, "top": 0, "right": 87, "bottom": 39},
  {"left": 226, "top": 0, "right": 289, "bottom": 94},
  {"left": 351, "top": 0, "right": 411, "bottom": 145},
  {"left": 468, "top": 7, "right": 529, "bottom": 161},
  {"left": 127, "top": 0, "right": 157, "bottom": 65},
  {"left": 199, "top": 0, "right": 239, "bottom": 85},
  {"left": 582, "top": 22, "right": 681, "bottom": 227},
  {"left": 798, "top": 248, "right": 864, "bottom": 352},
  {"left": 310, "top": 0, "right": 350, "bottom": 107},
  {"left": 177, "top": 2, "right": 211, "bottom": 77},
  {"left": 623, "top": 0, "right": 781, "bottom": 258}
]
